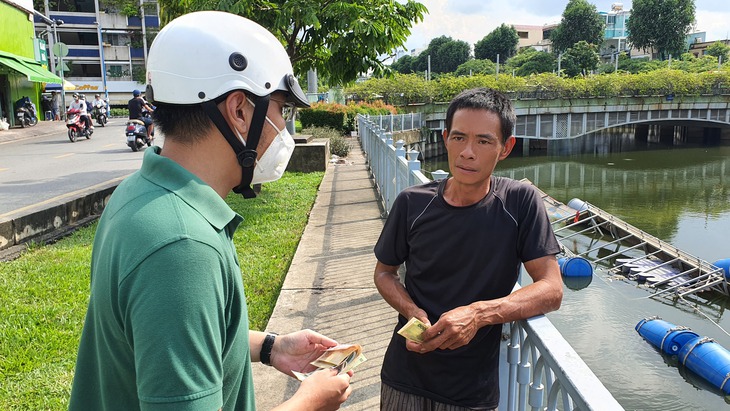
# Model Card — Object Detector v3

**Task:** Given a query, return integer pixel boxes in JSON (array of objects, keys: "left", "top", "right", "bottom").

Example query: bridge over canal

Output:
[{"left": 385, "top": 93, "right": 730, "bottom": 158}]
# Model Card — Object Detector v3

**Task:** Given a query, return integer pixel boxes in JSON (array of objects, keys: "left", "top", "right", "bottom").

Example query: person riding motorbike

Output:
[
  {"left": 128, "top": 89, "right": 154, "bottom": 140},
  {"left": 68, "top": 93, "right": 92, "bottom": 131},
  {"left": 92, "top": 94, "right": 108, "bottom": 124}
]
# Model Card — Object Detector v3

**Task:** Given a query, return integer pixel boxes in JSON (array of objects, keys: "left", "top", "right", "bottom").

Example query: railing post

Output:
[
  {"left": 408, "top": 150, "right": 421, "bottom": 186},
  {"left": 395, "top": 140, "right": 405, "bottom": 159},
  {"left": 431, "top": 169, "right": 449, "bottom": 181}
]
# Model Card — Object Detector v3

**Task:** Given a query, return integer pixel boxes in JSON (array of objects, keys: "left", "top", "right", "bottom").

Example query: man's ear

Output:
[
  {"left": 221, "top": 91, "right": 250, "bottom": 135},
  {"left": 442, "top": 128, "right": 448, "bottom": 144},
  {"left": 499, "top": 135, "right": 516, "bottom": 160}
]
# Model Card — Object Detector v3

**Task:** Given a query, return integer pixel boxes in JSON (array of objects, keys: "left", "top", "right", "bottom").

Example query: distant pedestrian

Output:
[{"left": 51, "top": 91, "right": 60, "bottom": 121}]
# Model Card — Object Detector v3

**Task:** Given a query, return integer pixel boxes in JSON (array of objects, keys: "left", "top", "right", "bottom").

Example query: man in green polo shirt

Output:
[{"left": 68, "top": 11, "right": 352, "bottom": 411}]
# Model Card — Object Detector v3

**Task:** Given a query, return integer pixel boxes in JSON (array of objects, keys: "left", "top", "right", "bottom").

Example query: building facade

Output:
[
  {"left": 34, "top": 0, "right": 159, "bottom": 106},
  {"left": 1, "top": 0, "right": 62, "bottom": 126}
]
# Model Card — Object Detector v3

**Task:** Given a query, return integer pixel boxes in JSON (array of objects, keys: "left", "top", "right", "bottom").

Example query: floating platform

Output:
[{"left": 524, "top": 179, "right": 729, "bottom": 297}]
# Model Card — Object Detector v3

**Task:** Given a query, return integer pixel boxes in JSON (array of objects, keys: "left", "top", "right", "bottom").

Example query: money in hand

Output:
[
  {"left": 293, "top": 344, "right": 367, "bottom": 381},
  {"left": 397, "top": 317, "right": 429, "bottom": 343}
]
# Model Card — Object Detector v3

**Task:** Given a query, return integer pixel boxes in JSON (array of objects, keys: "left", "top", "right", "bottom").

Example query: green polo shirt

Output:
[{"left": 70, "top": 147, "right": 255, "bottom": 411}]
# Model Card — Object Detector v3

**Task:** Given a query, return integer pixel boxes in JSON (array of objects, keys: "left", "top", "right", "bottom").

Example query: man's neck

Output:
[
  {"left": 442, "top": 176, "right": 491, "bottom": 207},
  {"left": 160, "top": 133, "right": 240, "bottom": 199}
]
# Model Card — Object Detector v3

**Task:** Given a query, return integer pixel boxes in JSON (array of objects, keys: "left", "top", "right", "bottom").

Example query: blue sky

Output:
[{"left": 403, "top": 0, "right": 730, "bottom": 51}]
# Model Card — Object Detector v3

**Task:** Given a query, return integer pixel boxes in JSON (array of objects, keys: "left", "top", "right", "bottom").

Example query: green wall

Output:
[
  {"left": 0, "top": 2, "right": 43, "bottom": 125},
  {"left": 0, "top": 2, "right": 36, "bottom": 58}
]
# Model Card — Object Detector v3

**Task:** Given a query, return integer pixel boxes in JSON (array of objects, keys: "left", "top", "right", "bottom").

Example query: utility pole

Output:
[
  {"left": 94, "top": 0, "right": 108, "bottom": 100},
  {"left": 140, "top": 0, "right": 148, "bottom": 67},
  {"left": 427, "top": 54, "right": 431, "bottom": 81},
  {"left": 495, "top": 54, "right": 500, "bottom": 80}
]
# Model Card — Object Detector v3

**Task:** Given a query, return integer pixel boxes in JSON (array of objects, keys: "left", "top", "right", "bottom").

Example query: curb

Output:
[{"left": 0, "top": 180, "right": 119, "bottom": 258}]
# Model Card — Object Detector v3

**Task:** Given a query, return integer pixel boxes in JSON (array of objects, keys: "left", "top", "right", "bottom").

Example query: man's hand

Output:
[
  {"left": 270, "top": 329, "right": 339, "bottom": 377},
  {"left": 406, "top": 305, "right": 480, "bottom": 353},
  {"left": 277, "top": 368, "right": 352, "bottom": 411}
]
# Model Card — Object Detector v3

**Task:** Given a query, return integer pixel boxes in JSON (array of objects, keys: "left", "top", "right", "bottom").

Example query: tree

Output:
[
  {"left": 505, "top": 48, "right": 556, "bottom": 76},
  {"left": 474, "top": 24, "right": 518, "bottom": 62},
  {"left": 561, "top": 41, "right": 600, "bottom": 77},
  {"left": 156, "top": 0, "right": 428, "bottom": 85},
  {"left": 705, "top": 41, "right": 730, "bottom": 63},
  {"left": 551, "top": 0, "right": 604, "bottom": 53},
  {"left": 391, "top": 54, "right": 416, "bottom": 74},
  {"left": 627, "top": 0, "right": 695, "bottom": 60},
  {"left": 455, "top": 59, "right": 496, "bottom": 77},
  {"left": 413, "top": 36, "right": 470, "bottom": 74}
]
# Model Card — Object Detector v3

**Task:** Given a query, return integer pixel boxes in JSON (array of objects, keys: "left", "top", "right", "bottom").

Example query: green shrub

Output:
[
  {"left": 300, "top": 102, "right": 397, "bottom": 134},
  {"left": 329, "top": 135, "right": 350, "bottom": 157},
  {"left": 301, "top": 126, "right": 351, "bottom": 157},
  {"left": 110, "top": 108, "right": 129, "bottom": 117}
]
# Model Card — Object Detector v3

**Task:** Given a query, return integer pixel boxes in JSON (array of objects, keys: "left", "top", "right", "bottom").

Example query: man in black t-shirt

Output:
[
  {"left": 373, "top": 88, "right": 563, "bottom": 410},
  {"left": 128, "top": 89, "right": 154, "bottom": 140}
]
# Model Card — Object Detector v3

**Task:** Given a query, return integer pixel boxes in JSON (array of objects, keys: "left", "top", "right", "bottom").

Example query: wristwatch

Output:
[{"left": 261, "top": 332, "right": 277, "bottom": 366}]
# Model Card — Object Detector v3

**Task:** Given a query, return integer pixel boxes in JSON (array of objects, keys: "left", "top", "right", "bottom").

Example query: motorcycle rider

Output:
[
  {"left": 128, "top": 89, "right": 154, "bottom": 141},
  {"left": 92, "top": 94, "right": 108, "bottom": 120},
  {"left": 67, "top": 93, "right": 92, "bottom": 131}
]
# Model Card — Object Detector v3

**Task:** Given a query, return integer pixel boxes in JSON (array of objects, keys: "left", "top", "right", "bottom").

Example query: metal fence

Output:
[
  {"left": 357, "top": 113, "right": 624, "bottom": 411},
  {"left": 371, "top": 112, "right": 423, "bottom": 133}
]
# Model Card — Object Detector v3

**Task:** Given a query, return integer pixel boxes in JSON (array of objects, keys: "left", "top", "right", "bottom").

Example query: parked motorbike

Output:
[
  {"left": 125, "top": 111, "right": 154, "bottom": 152},
  {"left": 15, "top": 96, "right": 38, "bottom": 128},
  {"left": 66, "top": 109, "right": 93, "bottom": 142},
  {"left": 92, "top": 100, "right": 108, "bottom": 127}
]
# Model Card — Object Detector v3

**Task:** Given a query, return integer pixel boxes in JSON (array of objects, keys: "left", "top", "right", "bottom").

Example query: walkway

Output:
[{"left": 252, "top": 138, "right": 394, "bottom": 410}]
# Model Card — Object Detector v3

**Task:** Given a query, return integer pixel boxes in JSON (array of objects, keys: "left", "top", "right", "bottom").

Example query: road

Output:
[{"left": 0, "top": 119, "right": 161, "bottom": 218}]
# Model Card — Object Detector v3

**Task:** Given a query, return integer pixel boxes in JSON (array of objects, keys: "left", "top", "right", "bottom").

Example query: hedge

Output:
[{"left": 299, "top": 101, "right": 398, "bottom": 134}]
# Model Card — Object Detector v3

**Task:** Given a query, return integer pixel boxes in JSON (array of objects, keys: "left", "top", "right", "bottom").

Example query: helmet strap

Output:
[{"left": 202, "top": 94, "right": 270, "bottom": 199}]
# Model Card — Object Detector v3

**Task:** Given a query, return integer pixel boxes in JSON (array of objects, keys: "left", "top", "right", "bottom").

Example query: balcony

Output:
[{"left": 103, "top": 45, "right": 131, "bottom": 61}]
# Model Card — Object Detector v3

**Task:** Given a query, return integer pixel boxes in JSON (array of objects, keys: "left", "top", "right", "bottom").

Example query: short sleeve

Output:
[
  {"left": 374, "top": 192, "right": 410, "bottom": 266},
  {"left": 516, "top": 184, "right": 561, "bottom": 262},
  {"left": 120, "top": 239, "right": 227, "bottom": 411}
]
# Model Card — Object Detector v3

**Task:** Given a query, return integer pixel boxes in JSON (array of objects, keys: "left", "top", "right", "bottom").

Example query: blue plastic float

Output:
[
  {"left": 636, "top": 317, "right": 730, "bottom": 394},
  {"left": 557, "top": 256, "right": 593, "bottom": 277}
]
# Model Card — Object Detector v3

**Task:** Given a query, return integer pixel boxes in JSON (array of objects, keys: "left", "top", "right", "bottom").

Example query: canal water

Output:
[{"left": 423, "top": 133, "right": 730, "bottom": 410}]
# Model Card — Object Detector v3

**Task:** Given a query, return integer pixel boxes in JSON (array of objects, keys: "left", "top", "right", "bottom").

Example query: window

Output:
[
  {"left": 59, "top": 31, "right": 99, "bottom": 46},
  {"left": 518, "top": 31, "right": 529, "bottom": 39},
  {"left": 52, "top": 0, "right": 96, "bottom": 13}
]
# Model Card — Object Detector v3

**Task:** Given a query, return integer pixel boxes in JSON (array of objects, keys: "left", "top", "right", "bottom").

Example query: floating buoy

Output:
[
  {"left": 713, "top": 259, "right": 730, "bottom": 280},
  {"left": 635, "top": 317, "right": 699, "bottom": 355},
  {"left": 636, "top": 317, "right": 730, "bottom": 394},
  {"left": 557, "top": 257, "right": 593, "bottom": 277}
]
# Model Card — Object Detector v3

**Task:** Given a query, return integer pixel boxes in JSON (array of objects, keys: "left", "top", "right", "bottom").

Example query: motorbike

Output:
[
  {"left": 125, "top": 111, "right": 154, "bottom": 152},
  {"left": 66, "top": 108, "right": 93, "bottom": 142},
  {"left": 15, "top": 97, "right": 38, "bottom": 128},
  {"left": 92, "top": 100, "right": 108, "bottom": 127}
]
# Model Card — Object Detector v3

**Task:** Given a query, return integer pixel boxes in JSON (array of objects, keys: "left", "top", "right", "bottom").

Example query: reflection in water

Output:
[{"left": 423, "top": 133, "right": 730, "bottom": 410}]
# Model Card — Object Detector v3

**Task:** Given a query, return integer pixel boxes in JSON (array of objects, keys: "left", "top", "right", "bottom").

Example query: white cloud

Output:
[{"left": 404, "top": 0, "right": 727, "bottom": 51}]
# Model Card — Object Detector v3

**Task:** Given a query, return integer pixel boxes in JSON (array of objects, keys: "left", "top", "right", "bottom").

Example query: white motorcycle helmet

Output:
[
  {"left": 145, "top": 11, "right": 309, "bottom": 198},
  {"left": 145, "top": 11, "right": 308, "bottom": 108}
]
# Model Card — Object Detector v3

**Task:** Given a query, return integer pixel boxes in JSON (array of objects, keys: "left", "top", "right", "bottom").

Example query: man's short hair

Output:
[
  {"left": 152, "top": 103, "right": 213, "bottom": 144},
  {"left": 444, "top": 88, "right": 516, "bottom": 144}
]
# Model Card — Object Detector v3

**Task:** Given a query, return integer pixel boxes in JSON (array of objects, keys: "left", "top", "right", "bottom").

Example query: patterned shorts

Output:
[{"left": 380, "top": 383, "right": 497, "bottom": 411}]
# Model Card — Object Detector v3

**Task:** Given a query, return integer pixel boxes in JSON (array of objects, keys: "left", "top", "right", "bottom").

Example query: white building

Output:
[{"left": 34, "top": 0, "right": 158, "bottom": 106}]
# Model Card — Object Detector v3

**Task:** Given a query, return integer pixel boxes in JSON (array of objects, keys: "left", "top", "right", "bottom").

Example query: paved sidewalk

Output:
[
  {"left": 0, "top": 119, "right": 68, "bottom": 144},
  {"left": 252, "top": 138, "right": 396, "bottom": 410}
]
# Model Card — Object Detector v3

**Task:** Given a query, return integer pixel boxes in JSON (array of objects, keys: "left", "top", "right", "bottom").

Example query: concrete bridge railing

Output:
[
  {"left": 419, "top": 94, "right": 730, "bottom": 140},
  {"left": 357, "top": 114, "right": 624, "bottom": 411}
]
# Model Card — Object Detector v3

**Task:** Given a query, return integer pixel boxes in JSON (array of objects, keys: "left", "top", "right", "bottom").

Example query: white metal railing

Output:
[
  {"left": 357, "top": 113, "right": 624, "bottom": 411},
  {"left": 371, "top": 112, "right": 423, "bottom": 133}
]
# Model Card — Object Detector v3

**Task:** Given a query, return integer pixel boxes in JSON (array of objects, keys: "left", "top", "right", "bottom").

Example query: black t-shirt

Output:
[
  {"left": 374, "top": 176, "right": 560, "bottom": 408},
  {"left": 128, "top": 97, "right": 144, "bottom": 120}
]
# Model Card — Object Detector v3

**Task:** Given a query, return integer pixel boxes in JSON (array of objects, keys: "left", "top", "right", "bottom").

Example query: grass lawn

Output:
[{"left": 0, "top": 171, "right": 324, "bottom": 410}]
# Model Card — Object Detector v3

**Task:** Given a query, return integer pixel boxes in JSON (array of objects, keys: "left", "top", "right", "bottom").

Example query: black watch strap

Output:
[{"left": 261, "top": 333, "right": 277, "bottom": 366}]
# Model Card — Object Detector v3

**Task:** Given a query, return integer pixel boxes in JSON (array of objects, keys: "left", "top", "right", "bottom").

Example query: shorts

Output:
[{"left": 380, "top": 383, "right": 497, "bottom": 411}]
